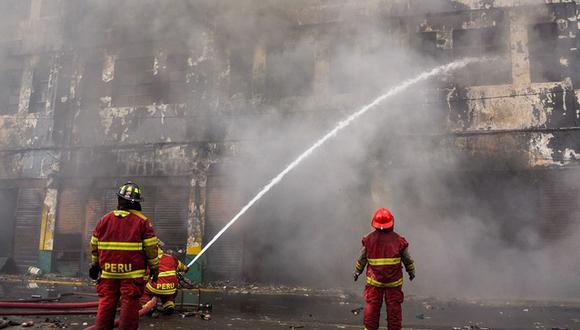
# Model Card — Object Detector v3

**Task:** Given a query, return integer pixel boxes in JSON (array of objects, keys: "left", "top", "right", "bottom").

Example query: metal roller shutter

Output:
[
  {"left": 13, "top": 188, "right": 43, "bottom": 272},
  {"left": 153, "top": 187, "right": 188, "bottom": 253},
  {"left": 82, "top": 193, "right": 105, "bottom": 274},
  {"left": 541, "top": 170, "right": 580, "bottom": 239},
  {"left": 0, "top": 189, "right": 17, "bottom": 259},
  {"left": 204, "top": 175, "right": 243, "bottom": 281},
  {"left": 54, "top": 189, "right": 84, "bottom": 275}
]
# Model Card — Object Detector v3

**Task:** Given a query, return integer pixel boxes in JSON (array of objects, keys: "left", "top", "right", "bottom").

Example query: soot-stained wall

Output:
[{"left": 0, "top": 0, "right": 579, "bottom": 284}]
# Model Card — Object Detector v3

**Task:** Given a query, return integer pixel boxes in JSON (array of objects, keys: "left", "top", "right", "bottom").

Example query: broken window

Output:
[
  {"left": 111, "top": 56, "right": 162, "bottom": 107},
  {"left": 0, "top": 64, "right": 23, "bottom": 114},
  {"left": 229, "top": 47, "right": 253, "bottom": 99},
  {"left": 528, "top": 23, "right": 560, "bottom": 83},
  {"left": 29, "top": 58, "right": 51, "bottom": 113},
  {"left": 80, "top": 60, "right": 104, "bottom": 101},
  {"left": 161, "top": 53, "right": 188, "bottom": 104},
  {"left": 452, "top": 27, "right": 511, "bottom": 86},
  {"left": 411, "top": 31, "right": 443, "bottom": 60},
  {"left": 264, "top": 37, "right": 315, "bottom": 101}
]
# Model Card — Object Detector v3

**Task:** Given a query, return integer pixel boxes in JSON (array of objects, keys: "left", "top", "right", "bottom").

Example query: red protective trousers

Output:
[
  {"left": 140, "top": 288, "right": 177, "bottom": 312},
  {"left": 363, "top": 285, "right": 404, "bottom": 330},
  {"left": 95, "top": 278, "right": 145, "bottom": 330}
]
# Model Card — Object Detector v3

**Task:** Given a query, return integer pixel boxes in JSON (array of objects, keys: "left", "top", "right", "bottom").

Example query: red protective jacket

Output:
[
  {"left": 91, "top": 209, "right": 159, "bottom": 279},
  {"left": 356, "top": 230, "right": 414, "bottom": 288},
  {"left": 145, "top": 252, "right": 187, "bottom": 295}
]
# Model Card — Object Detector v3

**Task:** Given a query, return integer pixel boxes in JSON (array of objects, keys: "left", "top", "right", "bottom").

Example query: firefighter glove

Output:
[
  {"left": 150, "top": 267, "right": 159, "bottom": 283},
  {"left": 353, "top": 271, "right": 361, "bottom": 282},
  {"left": 408, "top": 271, "right": 415, "bottom": 281},
  {"left": 89, "top": 263, "right": 101, "bottom": 280}
]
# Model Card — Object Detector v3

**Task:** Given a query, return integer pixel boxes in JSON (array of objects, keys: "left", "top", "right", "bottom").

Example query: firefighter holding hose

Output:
[
  {"left": 140, "top": 244, "right": 189, "bottom": 314},
  {"left": 354, "top": 208, "right": 415, "bottom": 330},
  {"left": 89, "top": 182, "right": 159, "bottom": 330}
]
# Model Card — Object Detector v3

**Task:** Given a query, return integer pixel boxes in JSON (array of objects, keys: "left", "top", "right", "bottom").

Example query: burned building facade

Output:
[{"left": 0, "top": 0, "right": 579, "bottom": 285}]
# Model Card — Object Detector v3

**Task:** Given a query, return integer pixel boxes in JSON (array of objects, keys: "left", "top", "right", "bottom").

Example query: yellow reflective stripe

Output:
[
  {"left": 128, "top": 210, "right": 147, "bottom": 220},
  {"left": 355, "top": 261, "right": 365, "bottom": 272},
  {"left": 147, "top": 257, "right": 159, "bottom": 267},
  {"left": 91, "top": 255, "right": 98, "bottom": 263},
  {"left": 367, "top": 257, "right": 401, "bottom": 266},
  {"left": 113, "top": 210, "right": 130, "bottom": 217},
  {"left": 158, "top": 271, "right": 176, "bottom": 277},
  {"left": 162, "top": 300, "right": 175, "bottom": 308},
  {"left": 146, "top": 282, "right": 177, "bottom": 295},
  {"left": 406, "top": 263, "right": 415, "bottom": 271},
  {"left": 101, "top": 270, "right": 146, "bottom": 279},
  {"left": 366, "top": 276, "right": 403, "bottom": 288},
  {"left": 143, "top": 236, "right": 158, "bottom": 247},
  {"left": 90, "top": 236, "right": 99, "bottom": 244},
  {"left": 98, "top": 241, "right": 143, "bottom": 251}
]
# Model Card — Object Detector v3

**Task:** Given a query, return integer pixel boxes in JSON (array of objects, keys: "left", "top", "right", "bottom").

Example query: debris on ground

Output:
[
  {"left": 350, "top": 307, "right": 363, "bottom": 315},
  {"left": 180, "top": 311, "right": 211, "bottom": 321},
  {"left": 20, "top": 321, "right": 34, "bottom": 327},
  {"left": 0, "top": 318, "right": 20, "bottom": 329}
]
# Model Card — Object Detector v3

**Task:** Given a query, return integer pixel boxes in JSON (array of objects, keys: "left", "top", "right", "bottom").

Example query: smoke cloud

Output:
[{"left": 1, "top": 0, "right": 578, "bottom": 301}]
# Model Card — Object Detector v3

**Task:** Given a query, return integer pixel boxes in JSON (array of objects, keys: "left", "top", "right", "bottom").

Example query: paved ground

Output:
[{"left": 0, "top": 278, "right": 578, "bottom": 329}]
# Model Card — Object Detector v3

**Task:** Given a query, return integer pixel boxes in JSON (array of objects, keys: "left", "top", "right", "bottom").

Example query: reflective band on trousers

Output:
[
  {"left": 158, "top": 271, "right": 176, "bottom": 277},
  {"left": 367, "top": 257, "right": 401, "bottom": 266},
  {"left": 162, "top": 301, "right": 175, "bottom": 308},
  {"left": 98, "top": 241, "right": 143, "bottom": 251},
  {"left": 101, "top": 269, "right": 146, "bottom": 279},
  {"left": 366, "top": 276, "right": 403, "bottom": 288}
]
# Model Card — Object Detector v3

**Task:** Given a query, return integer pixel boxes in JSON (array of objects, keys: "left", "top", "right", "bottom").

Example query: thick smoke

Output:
[{"left": 1, "top": 0, "right": 578, "bottom": 300}]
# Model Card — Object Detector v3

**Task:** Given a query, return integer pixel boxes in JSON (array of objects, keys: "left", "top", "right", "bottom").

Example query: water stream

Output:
[{"left": 188, "top": 58, "right": 480, "bottom": 268}]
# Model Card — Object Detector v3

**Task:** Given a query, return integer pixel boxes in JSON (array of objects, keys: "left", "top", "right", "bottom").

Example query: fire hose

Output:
[
  {"left": 0, "top": 301, "right": 99, "bottom": 309},
  {"left": 0, "top": 292, "right": 97, "bottom": 303},
  {"left": 0, "top": 309, "right": 98, "bottom": 315}
]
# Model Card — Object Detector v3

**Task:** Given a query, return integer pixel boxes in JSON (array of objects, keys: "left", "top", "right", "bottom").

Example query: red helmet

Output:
[{"left": 371, "top": 208, "right": 394, "bottom": 230}]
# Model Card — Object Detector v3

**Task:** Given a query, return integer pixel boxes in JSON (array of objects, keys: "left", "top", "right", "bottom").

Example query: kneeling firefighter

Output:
[
  {"left": 140, "top": 245, "right": 189, "bottom": 314},
  {"left": 353, "top": 208, "right": 415, "bottom": 330},
  {"left": 89, "top": 182, "right": 159, "bottom": 330}
]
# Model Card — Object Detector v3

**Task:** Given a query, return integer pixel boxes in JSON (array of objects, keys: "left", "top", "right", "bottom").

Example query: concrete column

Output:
[
  {"left": 38, "top": 184, "right": 58, "bottom": 273},
  {"left": 185, "top": 174, "right": 207, "bottom": 282},
  {"left": 313, "top": 38, "right": 330, "bottom": 95},
  {"left": 251, "top": 39, "right": 267, "bottom": 100},
  {"left": 509, "top": 10, "right": 531, "bottom": 87}
]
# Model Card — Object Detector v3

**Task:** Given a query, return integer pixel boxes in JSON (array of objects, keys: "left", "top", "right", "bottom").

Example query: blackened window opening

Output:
[
  {"left": 264, "top": 38, "right": 315, "bottom": 102},
  {"left": 111, "top": 56, "right": 162, "bottom": 107},
  {"left": 411, "top": 31, "right": 445, "bottom": 61},
  {"left": 29, "top": 58, "right": 51, "bottom": 113},
  {"left": 0, "top": 65, "right": 23, "bottom": 114},
  {"left": 453, "top": 27, "right": 511, "bottom": 86},
  {"left": 161, "top": 54, "right": 188, "bottom": 104},
  {"left": 529, "top": 23, "right": 560, "bottom": 83}
]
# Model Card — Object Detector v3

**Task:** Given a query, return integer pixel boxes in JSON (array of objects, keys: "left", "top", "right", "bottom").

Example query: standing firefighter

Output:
[
  {"left": 354, "top": 208, "right": 415, "bottom": 330},
  {"left": 140, "top": 246, "right": 188, "bottom": 314},
  {"left": 89, "top": 182, "right": 159, "bottom": 330}
]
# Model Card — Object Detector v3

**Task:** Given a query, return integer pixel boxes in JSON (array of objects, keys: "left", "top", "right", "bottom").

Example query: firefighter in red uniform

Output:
[
  {"left": 89, "top": 182, "right": 159, "bottom": 330},
  {"left": 354, "top": 208, "right": 415, "bottom": 330},
  {"left": 140, "top": 246, "right": 188, "bottom": 314}
]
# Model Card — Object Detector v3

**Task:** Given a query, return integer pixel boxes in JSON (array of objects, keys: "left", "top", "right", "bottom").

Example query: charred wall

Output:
[{"left": 0, "top": 0, "right": 578, "bottom": 285}]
